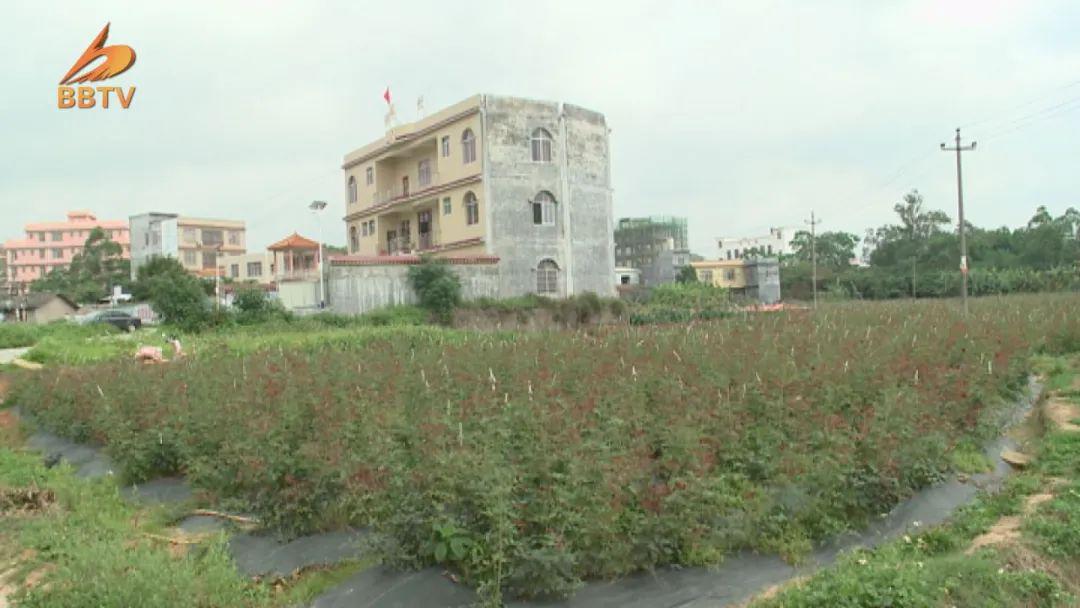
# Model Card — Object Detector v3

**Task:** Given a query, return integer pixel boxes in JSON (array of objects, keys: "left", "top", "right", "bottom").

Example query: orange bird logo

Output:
[{"left": 59, "top": 23, "right": 136, "bottom": 85}]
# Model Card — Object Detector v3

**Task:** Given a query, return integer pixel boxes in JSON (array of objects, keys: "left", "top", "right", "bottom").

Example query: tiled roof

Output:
[
  {"left": 0, "top": 292, "right": 78, "bottom": 311},
  {"left": 267, "top": 232, "right": 320, "bottom": 251},
  {"left": 330, "top": 254, "right": 499, "bottom": 266}
]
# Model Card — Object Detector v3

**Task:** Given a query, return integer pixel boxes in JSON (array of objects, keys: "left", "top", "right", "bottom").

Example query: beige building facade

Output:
[
  {"left": 339, "top": 94, "right": 615, "bottom": 301},
  {"left": 129, "top": 213, "right": 246, "bottom": 279},
  {"left": 343, "top": 96, "right": 486, "bottom": 258},
  {"left": 691, "top": 259, "right": 781, "bottom": 304}
]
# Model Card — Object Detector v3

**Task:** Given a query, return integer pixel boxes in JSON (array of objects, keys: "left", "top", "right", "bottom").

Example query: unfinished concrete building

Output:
[{"left": 614, "top": 216, "right": 690, "bottom": 286}]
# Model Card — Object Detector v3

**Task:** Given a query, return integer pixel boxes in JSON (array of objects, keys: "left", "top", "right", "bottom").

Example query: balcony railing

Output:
[
  {"left": 383, "top": 233, "right": 438, "bottom": 255},
  {"left": 276, "top": 268, "right": 320, "bottom": 281},
  {"left": 373, "top": 172, "right": 442, "bottom": 206}
]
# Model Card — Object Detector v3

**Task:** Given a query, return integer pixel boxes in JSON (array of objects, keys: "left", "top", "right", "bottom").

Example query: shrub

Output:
[
  {"left": 146, "top": 272, "right": 211, "bottom": 332},
  {"left": 12, "top": 294, "right": 1078, "bottom": 602},
  {"left": 407, "top": 258, "right": 462, "bottom": 324},
  {"left": 233, "top": 287, "right": 288, "bottom": 325}
]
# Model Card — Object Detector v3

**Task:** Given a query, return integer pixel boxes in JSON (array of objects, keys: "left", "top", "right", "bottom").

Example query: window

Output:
[
  {"left": 725, "top": 269, "right": 736, "bottom": 281},
  {"left": 347, "top": 176, "right": 357, "bottom": 204},
  {"left": 202, "top": 229, "right": 224, "bottom": 247},
  {"left": 230, "top": 264, "right": 240, "bottom": 278},
  {"left": 767, "top": 244, "right": 773, "bottom": 255},
  {"left": 51, "top": 249, "right": 63, "bottom": 259},
  {"left": 183, "top": 228, "right": 197, "bottom": 243},
  {"left": 350, "top": 226, "right": 358, "bottom": 252},
  {"left": 361, "top": 222, "right": 368, "bottom": 237},
  {"left": 442, "top": 197, "right": 451, "bottom": 215},
  {"left": 530, "top": 128, "right": 553, "bottom": 162},
  {"left": 700, "top": 270, "right": 713, "bottom": 282},
  {"left": 464, "top": 191, "right": 479, "bottom": 225},
  {"left": 51, "top": 231, "right": 62, "bottom": 241},
  {"left": 202, "top": 251, "right": 217, "bottom": 269},
  {"left": 441, "top": 136, "right": 450, "bottom": 157},
  {"left": 536, "top": 259, "right": 559, "bottom": 294},
  {"left": 228, "top": 231, "right": 240, "bottom": 246},
  {"left": 734, "top": 249, "right": 740, "bottom": 259},
  {"left": 368, "top": 220, "right": 375, "bottom": 235},
  {"left": 366, "top": 167, "right": 374, "bottom": 185},
  {"left": 37, "top": 233, "right": 44, "bottom": 242},
  {"left": 247, "top": 262, "right": 263, "bottom": 277},
  {"left": 531, "top": 191, "right": 556, "bottom": 225},
  {"left": 418, "top": 159, "right": 432, "bottom": 187},
  {"left": 462, "top": 129, "right": 476, "bottom": 164},
  {"left": 183, "top": 250, "right": 197, "bottom": 265}
]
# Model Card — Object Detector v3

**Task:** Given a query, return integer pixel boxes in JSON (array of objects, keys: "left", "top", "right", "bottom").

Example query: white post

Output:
[{"left": 309, "top": 200, "right": 328, "bottom": 309}]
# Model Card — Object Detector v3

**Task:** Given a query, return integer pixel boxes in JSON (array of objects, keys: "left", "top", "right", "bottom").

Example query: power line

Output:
[
  {"left": 961, "top": 78, "right": 1080, "bottom": 131},
  {"left": 981, "top": 97, "right": 1080, "bottom": 142}
]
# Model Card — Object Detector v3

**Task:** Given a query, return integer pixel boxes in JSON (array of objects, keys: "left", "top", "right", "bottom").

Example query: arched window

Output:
[
  {"left": 349, "top": 226, "right": 358, "bottom": 252},
  {"left": 347, "top": 176, "right": 357, "bottom": 204},
  {"left": 530, "top": 128, "right": 553, "bottom": 162},
  {"left": 464, "top": 191, "right": 479, "bottom": 225},
  {"left": 532, "top": 191, "right": 556, "bottom": 226},
  {"left": 462, "top": 129, "right": 476, "bottom": 164},
  {"left": 536, "top": 259, "right": 559, "bottom": 295}
]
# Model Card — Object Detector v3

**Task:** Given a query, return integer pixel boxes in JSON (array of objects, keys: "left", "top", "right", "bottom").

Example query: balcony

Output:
[
  {"left": 373, "top": 172, "right": 442, "bottom": 206},
  {"left": 276, "top": 268, "right": 321, "bottom": 282},
  {"left": 382, "top": 233, "right": 438, "bottom": 256}
]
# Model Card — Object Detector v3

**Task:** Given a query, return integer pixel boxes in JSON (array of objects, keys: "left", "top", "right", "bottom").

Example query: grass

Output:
[
  {"left": 0, "top": 445, "right": 270, "bottom": 608},
  {"left": 950, "top": 440, "right": 994, "bottom": 474},
  {"left": 0, "top": 322, "right": 117, "bottom": 351}
]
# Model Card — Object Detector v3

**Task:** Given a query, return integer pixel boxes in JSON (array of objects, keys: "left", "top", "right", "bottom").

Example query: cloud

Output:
[{"left": 2, "top": 0, "right": 1079, "bottom": 258}]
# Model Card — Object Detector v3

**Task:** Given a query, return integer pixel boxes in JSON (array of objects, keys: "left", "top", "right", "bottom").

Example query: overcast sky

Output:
[{"left": 3, "top": 0, "right": 1079, "bottom": 255}]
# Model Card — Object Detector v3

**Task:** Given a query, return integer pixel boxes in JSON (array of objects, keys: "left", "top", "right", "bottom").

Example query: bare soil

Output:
[{"left": 1044, "top": 398, "right": 1080, "bottom": 432}]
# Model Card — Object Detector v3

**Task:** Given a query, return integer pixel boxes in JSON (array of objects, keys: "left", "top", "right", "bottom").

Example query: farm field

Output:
[{"left": 7, "top": 294, "right": 1080, "bottom": 604}]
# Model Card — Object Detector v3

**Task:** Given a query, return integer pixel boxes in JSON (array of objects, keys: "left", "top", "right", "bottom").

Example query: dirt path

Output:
[
  {"left": 1045, "top": 398, "right": 1080, "bottom": 432},
  {"left": 0, "top": 349, "right": 29, "bottom": 366},
  {"left": 965, "top": 393, "right": 1080, "bottom": 557}
]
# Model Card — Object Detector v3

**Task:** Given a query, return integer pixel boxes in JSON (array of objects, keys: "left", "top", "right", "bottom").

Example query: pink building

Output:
[{"left": 3, "top": 211, "right": 130, "bottom": 291}]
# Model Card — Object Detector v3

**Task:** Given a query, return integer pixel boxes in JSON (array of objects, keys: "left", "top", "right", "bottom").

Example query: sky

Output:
[{"left": 2, "top": 0, "right": 1080, "bottom": 256}]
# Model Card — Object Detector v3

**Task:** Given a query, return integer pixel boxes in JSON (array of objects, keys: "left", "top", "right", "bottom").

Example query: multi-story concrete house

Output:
[
  {"left": 3, "top": 211, "right": 130, "bottom": 291},
  {"left": 129, "top": 213, "right": 246, "bottom": 279},
  {"left": 338, "top": 94, "right": 614, "bottom": 301}
]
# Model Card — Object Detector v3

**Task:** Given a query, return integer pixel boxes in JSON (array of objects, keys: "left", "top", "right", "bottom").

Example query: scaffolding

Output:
[{"left": 614, "top": 216, "right": 689, "bottom": 270}]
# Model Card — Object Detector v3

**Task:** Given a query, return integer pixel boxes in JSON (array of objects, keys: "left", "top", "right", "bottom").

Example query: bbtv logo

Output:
[{"left": 57, "top": 23, "right": 137, "bottom": 109}]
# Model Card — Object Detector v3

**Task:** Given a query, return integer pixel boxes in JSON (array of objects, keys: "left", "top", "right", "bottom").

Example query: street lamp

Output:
[{"left": 309, "top": 200, "right": 328, "bottom": 309}]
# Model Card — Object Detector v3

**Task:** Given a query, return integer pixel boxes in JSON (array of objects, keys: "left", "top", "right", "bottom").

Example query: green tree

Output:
[
  {"left": 31, "top": 227, "right": 130, "bottom": 303},
  {"left": 789, "top": 231, "right": 860, "bottom": 269},
  {"left": 675, "top": 265, "right": 698, "bottom": 283},
  {"left": 132, "top": 256, "right": 190, "bottom": 300},
  {"left": 147, "top": 271, "right": 210, "bottom": 332}
]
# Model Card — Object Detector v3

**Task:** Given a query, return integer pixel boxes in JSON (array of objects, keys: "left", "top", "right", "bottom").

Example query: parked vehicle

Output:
[{"left": 93, "top": 310, "right": 142, "bottom": 332}]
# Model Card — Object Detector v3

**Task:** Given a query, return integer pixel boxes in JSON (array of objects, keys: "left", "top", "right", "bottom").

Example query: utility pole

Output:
[
  {"left": 941, "top": 128, "right": 976, "bottom": 315},
  {"left": 806, "top": 211, "right": 821, "bottom": 310}
]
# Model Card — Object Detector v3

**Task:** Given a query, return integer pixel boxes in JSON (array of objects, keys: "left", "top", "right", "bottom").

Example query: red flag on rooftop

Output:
[{"left": 383, "top": 87, "right": 391, "bottom": 104}]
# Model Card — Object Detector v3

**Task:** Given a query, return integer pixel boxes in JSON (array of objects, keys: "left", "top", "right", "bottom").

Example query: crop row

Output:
[{"left": 12, "top": 295, "right": 1080, "bottom": 602}]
